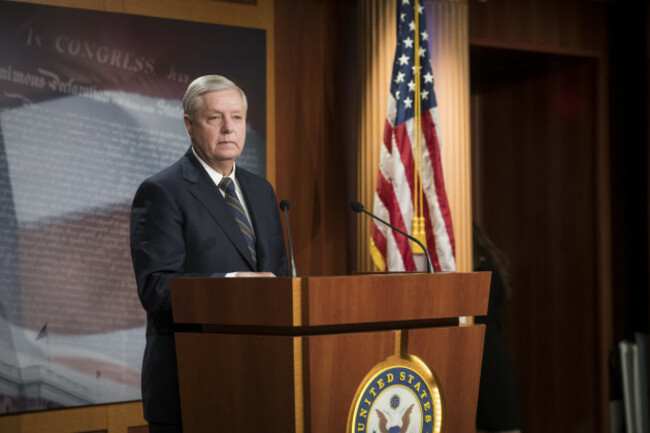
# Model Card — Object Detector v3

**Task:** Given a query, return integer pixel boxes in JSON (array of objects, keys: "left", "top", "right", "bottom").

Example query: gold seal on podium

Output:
[{"left": 347, "top": 354, "right": 444, "bottom": 433}]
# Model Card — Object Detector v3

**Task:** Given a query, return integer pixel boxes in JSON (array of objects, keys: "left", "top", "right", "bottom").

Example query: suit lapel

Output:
[{"left": 181, "top": 150, "right": 256, "bottom": 270}]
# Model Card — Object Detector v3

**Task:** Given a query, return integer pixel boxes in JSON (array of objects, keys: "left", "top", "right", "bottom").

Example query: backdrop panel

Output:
[{"left": 0, "top": 1, "right": 266, "bottom": 414}]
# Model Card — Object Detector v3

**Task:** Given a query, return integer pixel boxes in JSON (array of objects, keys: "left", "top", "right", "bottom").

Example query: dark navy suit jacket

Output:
[{"left": 129, "top": 148, "right": 287, "bottom": 425}]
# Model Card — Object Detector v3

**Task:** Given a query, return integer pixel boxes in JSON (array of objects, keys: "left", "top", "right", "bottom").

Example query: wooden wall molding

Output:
[{"left": 0, "top": 401, "right": 146, "bottom": 433}]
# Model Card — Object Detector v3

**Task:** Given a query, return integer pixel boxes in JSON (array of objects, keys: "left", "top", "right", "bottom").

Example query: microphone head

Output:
[
  {"left": 279, "top": 200, "right": 290, "bottom": 211},
  {"left": 350, "top": 201, "right": 364, "bottom": 213}
]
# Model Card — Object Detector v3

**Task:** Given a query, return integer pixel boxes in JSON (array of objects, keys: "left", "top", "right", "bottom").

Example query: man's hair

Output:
[{"left": 182, "top": 75, "right": 248, "bottom": 118}]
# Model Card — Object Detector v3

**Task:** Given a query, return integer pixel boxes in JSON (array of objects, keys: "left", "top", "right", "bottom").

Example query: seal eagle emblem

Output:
[{"left": 347, "top": 355, "right": 443, "bottom": 433}]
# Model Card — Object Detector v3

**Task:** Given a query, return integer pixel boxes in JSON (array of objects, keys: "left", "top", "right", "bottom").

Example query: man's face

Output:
[{"left": 184, "top": 88, "right": 246, "bottom": 174}]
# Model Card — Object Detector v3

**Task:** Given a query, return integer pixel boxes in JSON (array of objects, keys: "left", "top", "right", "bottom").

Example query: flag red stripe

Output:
[
  {"left": 393, "top": 123, "right": 415, "bottom": 197},
  {"left": 376, "top": 169, "right": 416, "bottom": 271},
  {"left": 421, "top": 110, "right": 456, "bottom": 256}
]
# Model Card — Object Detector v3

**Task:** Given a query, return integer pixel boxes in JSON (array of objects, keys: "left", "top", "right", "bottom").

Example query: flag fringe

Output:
[{"left": 369, "top": 236, "right": 387, "bottom": 272}]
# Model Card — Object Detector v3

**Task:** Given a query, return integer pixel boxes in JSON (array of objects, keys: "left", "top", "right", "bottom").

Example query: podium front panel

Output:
[
  {"left": 176, "top": 324, "right": 485, "bottom": 433},
  {"left": 175, "top": 333, "right": 296, "bottom": 432},
  {"left": 408, "top": 326, "right": 486, "bottom": 433}
]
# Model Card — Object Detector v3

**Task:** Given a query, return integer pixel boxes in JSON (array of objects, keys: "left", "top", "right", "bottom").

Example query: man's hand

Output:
[{"left": 234, "top": 272, "right": 276, "bottom": 278}]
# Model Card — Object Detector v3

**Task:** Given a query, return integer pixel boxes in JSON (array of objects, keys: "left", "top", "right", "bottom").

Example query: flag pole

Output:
[{"left": 412, "top": 0, "right": 427, "bottom": 255}]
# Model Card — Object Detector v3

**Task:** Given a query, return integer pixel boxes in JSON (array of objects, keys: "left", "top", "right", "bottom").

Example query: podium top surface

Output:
[{"left": 171, "top": 272, "right": 490, "bottom": 329}]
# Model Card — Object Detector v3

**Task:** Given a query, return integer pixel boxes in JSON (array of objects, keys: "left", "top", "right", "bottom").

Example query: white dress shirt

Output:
[{"left": 191, "top": 147, "right": 255, "bottom": 236}]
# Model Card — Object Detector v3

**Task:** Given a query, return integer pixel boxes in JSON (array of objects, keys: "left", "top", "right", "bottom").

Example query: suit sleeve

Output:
[{"left": 130, "top": 180, "right": 208, "bottom": 317}]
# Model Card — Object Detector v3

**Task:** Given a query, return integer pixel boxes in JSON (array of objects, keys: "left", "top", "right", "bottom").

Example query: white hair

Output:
[{"left": 182, "top": 75, "right": 248, "bottom": 118}]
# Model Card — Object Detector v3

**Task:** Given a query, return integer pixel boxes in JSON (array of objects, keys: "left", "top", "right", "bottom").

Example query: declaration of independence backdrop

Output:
[{"left": 0, "top": 1, "right": 266, "bottom": 414}]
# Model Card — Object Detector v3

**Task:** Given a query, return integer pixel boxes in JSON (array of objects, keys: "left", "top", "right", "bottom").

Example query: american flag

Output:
[{"left": 370, "top": 0, "right": 455, "bottom": 272}]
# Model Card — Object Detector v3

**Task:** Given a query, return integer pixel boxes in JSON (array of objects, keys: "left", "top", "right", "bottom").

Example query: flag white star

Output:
[
  {"left": 421, "top": 89, "right": 429, "bottom": 100},
  {"left": 403, "top": 36, "right": 414, "bottom": 48},
  {"left": 398, "top": 54, "right": 409, "bottom": 65},
  {"left": 402, "top": 0, "right": 410, "bottom": 4},
  {"left": 394, "top": 71, "right": 406, "bottom": 84},
  {"left": 409, "top": 20, "right": 415, "bottom": 31},
  {"left": 395, "top": 90, "right": 401, "bottom": 100},
  {"left": 407, "top": 80, "right": 415, "bottom": 92},
  {"left": 411, "top": 65, "right": 422, "bottom": 74},
  {"left": 403, "top": 96, "right": 413, "bottom": 108},
  {"left": 418, "top": 5, "right": 424, "bottom": 14},
  {"left": 421, "top": 30, "right": 429, "bottom": 41},
  {"left": 419, "top": 46, "right": 426, "bottom": 57},
  {"left": 400, "top": 13, "right": 406, "bottom": 22},
  {"left": 423, "top": 71, "right": 434, "bottom": 83}
]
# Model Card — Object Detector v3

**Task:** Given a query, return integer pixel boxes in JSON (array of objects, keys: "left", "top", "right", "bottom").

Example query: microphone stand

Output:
[{"left": 279, "top": 200, "right": 297, "bottom": 278}]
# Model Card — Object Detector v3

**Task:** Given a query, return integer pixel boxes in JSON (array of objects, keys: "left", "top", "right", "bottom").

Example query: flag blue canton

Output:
[{"left": 390, "top": 0, "right": 438, "bottom": 126}]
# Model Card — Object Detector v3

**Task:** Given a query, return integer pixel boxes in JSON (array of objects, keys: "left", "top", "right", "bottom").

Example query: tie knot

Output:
[{"left": 219, "top": 176, "right": 235, "bottom": 193}]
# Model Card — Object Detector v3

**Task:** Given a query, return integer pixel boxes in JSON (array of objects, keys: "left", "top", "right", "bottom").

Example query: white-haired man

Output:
[{"left": 130, "top": 75, "right": 287, "bottom": 433}]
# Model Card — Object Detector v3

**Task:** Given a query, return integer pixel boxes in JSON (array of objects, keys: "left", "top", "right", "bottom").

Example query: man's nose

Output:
[{"left": 221, "top": 118, "right": 233, "bottom": 133}]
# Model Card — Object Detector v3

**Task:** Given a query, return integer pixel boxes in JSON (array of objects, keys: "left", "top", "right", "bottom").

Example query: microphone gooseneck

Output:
[
  {"left": 279, "top": 199, "right": 297, "bottom": 278},
  {"left": 349, "top": 201, "right": 433, "bottom": 274}
]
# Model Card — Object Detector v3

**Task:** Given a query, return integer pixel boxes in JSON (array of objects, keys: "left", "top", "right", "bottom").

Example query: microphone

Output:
[
  {"left": 279, "top": 200, "right": 297, "bottom": 278},
  {"left": 350, "top": 201, "right": 433, "bottom": 274}
]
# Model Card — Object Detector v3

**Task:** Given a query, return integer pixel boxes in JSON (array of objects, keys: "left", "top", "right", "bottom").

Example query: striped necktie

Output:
[{"left": 218, "top": 176, "right": 257, "bottom": 267}]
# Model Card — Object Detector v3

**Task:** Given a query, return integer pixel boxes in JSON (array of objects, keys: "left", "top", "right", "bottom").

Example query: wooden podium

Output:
[{"left": 171, "top": 272, "right": 489, "bottom": 433}]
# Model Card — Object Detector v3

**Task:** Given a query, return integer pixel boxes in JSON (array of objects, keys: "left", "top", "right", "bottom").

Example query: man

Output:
[{"left": 130, "top": 75, "right": 287, "bottom": 433}]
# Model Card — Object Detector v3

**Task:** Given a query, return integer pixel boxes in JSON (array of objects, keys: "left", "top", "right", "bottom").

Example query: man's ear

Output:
[{"left": 183, "top": 114, "right": 193, "bottom": 135}]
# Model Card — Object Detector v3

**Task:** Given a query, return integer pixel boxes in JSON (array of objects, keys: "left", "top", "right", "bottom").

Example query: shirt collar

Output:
[{"left": 191, "top": 146, "right": 238, "bottom": 188}]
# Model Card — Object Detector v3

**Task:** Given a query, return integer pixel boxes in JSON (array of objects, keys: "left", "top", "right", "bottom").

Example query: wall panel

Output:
[
  {"left": 469, "top": 1, "right": 612, "bottom": 431},
  {"left": 469, "top": 0, "right": 606, "bottom": 55},
  {"left": 471, "top": 47, "right": 604, "bottom": 433},
  {"left": 273, "top": 0, "right": 355, "bottom": 277}
]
